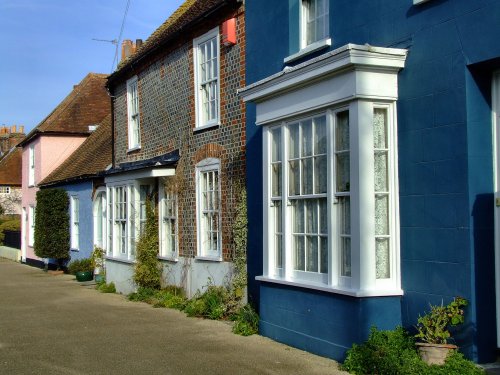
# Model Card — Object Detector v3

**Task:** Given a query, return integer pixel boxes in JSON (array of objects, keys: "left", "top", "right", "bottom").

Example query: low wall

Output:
[{"left": 0, "top": 246, "right": 21, "bottom": 262}]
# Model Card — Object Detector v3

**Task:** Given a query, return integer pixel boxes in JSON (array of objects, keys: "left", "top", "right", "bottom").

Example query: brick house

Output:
[
  {"left": 19, "top": 73, "right": 110, "bottom": 268},
  {"left": 104, "top": 0, "right": 245, "bottom": 296},
  {"left": 0, "top": 147, "right": 23, "bottom": 215},
  {"left": 38, "top": 115, "right": 112, "bottom": 262}
]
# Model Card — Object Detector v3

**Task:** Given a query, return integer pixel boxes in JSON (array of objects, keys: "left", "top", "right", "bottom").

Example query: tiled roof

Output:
[
  {"left": 109, "top": 0, "right": 237, "bottom": 83},
  {"left": 0, "top": 147, "right": 22, "bottom": 186},
  {"left": 20, "top": 73, "right": 110, "bottom": 146},
  {"left": 39, "top": 115, "right": 112, "bottom": 186}
]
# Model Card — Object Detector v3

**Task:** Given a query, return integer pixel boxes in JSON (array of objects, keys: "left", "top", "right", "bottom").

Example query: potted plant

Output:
[
  {"left": 415, "top": 296, "right": 467, "bottom": 365},
  {"left": 67, "top": 258, "right": 94, "bottom": 282},
  {"left": 91, "top": 246, "right": 105, "bottom": 283}
]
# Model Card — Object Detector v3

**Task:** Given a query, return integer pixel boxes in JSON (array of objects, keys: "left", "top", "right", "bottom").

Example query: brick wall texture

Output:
[{"left": 112, "top": 6, "right": 245, "bottom": 262}]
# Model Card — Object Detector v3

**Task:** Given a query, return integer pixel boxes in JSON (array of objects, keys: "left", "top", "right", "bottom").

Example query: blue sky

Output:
[{"left": 0, "top": 0, "right": 184, "bottom": 133}]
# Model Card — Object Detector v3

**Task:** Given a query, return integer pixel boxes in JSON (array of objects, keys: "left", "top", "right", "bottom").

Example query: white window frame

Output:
[
  {"left": 193, "top": 27, "right": 220, "bottom": 130},
  {"left": 301, "top": 0, "right": 330, "bottom": 49},
  {"left": 93, "top": 188, "right": 107, "bottom": 249},
  {"left": 0, "top": 186, "right": 11, "bottom": 194},
  {"left": 195, "top": 158, "right": 222, "bottom": 260},
  {"left": 105, "top": 180, "right": 153, "bottom": 261},
  {"left": 28, "top": 205, "right": 35, "bottom": 247},
  {"left": 28, "top": 144, "right": 35, "bottom": 186},
  {"left": 159, "top": 181, "right": 178, "bottom": 260},
  {"left": 262, "top": 101, "right": 401, "bottom": 297},
  {"left": 70, "top": 196, "right": 80, "bottom": 250},
  {"left": 127, "top": 76, "right": 141, "bottom": 151}
]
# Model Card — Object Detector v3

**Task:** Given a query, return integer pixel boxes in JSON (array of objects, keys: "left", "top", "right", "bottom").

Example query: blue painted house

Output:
[
  {"left": 240, "top": 0, "right": 500, "bottom": 363},
  {"left": 39, "top": 116, "right": 112, "bottom": 262}
]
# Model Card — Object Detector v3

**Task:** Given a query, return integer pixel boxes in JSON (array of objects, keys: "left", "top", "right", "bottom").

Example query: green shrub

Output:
[
  {"left": 97, "top": 282, "right": 116, "bottom": 293},
  {"left": 34, "top": 189, "right": 70, "bottom": 266},
  {"left": 67, "top": 258, "right": 93, "bottom": 274},
  {"left": 128, "top": 286, "right": 157, "bottom": 302},
  {"left": 342, "top": 326, "right": 484, "bottom": 375},
  {"left": 342, "top": 326, "right": 425, "bottom": 375},
  {"left": 183, "top": 285, "right": 231, "bottom": 319},
  {"left": 133, "top": 198, "right": 161, "bottom": 289},
  {"left": 0, "top": 218, "right": 20, "bottom": 245},
  {"left": 232, "top": 304, "right": 259, "bottom": 336},
  {"left": 151, "top": 289, "right": 186, "bottom": 310}
]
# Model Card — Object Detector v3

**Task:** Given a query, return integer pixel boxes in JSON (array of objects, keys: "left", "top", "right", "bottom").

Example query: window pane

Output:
[
  {"left": 289, "top": 160, "right": 300, "bottom": 196},
  {"left": 274, "top": 202, "right": 283, "bottom": 269},
  {"left": 306, "top": 236, "right": 318, "bottom": 272},
  {"left": 375, "top": 194, "right": 389, "bottom": 235},
  {"left": 272, "top": 163, "right": 282, "bottom": 198},
  {"left": 319, "top": 198, "right": 327, "bottom": 234},
  {"left": 302, "top": 158, "right": 313, "bottom": 195},
  {"left": 271, "top": 127, "right": 281, "bottom": 162},
  {"left": 336, "top": 111, "right": 349, "bottom": 151},
  {"left": 294, "top": 236, "right": 305, "bottom": 271},
  {"left": 314, "top": 116, "right": 326, "bottom": 154},
  {"left": 320, "top": 236, "right": 328, "bottom": 274},
  {"left": 305, "top": 199, "right": 317, "bottom": 233},
  {"left": 289, "top": 123, "right": 300, "bottom": 159},
  {"left": 374, "top": 151, "right": 388, "bottom": 192},
  {"left": 340, "top": 197, "right": 350, "bottom": 235},
  {"left": 336, "top": 153, "right": 350, "bottom": 192},
  {"left": 341, "top": 237, "right": 351, "bottom": 277},
  {"left": 315, "top": 155, "right": 327, "bottom": 194},
  {"left": 302, "top": 119, "right": 313, "bottom": 157},
  {"left": 293, "top": 200, "right": 304, "bottom": 233},
  {"left": 376, "top": 238, "right": 390, "bottom": 279},
  {"left": 374, "top": 108, "right": 388, "bottom": 149}
]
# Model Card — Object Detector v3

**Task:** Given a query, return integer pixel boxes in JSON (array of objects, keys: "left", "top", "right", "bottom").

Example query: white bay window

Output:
[{"left": 241, "top": 44, "right": 407, "bottom": 296}]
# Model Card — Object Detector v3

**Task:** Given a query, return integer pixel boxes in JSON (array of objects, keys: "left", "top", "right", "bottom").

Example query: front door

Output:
[
  {"left": 492, "top": 71, "right": 500, "bottom": 347},
  {"left": 21, "top": 207, "right": 26, "bottom": 262}
]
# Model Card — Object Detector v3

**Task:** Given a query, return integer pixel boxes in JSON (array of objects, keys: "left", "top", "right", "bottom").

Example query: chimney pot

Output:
[
  {"left": 19, "top": 125, "right": 24, "bottom": 134},
  {"left": 11, "top": 125, "right": 16, "bottom": 133},
  {"left": 136, "top": 39, "right": 143, "bottom": 50},
  {"left": 121, "top": 39, "right": 133, "bottom": 62}
]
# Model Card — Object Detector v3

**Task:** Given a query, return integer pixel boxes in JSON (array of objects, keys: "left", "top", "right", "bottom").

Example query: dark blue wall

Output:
[{"left": 246, "top": 0, "right": 500, "bottom": 362}]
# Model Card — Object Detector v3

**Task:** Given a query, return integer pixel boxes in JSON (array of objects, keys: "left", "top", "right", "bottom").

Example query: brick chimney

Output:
[{"left": 121, "top": 39, "right": 143, "bottom": 62}]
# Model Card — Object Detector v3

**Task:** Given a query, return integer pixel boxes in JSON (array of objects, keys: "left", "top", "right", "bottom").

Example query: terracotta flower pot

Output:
[{"left": 416, "top": 342, "right": 457, "bottom": 365}]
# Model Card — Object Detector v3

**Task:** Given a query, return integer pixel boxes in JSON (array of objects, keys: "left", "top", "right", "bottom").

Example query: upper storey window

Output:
[
  {"left": 193, "top": 28, "right": 220, "bottom": 129},
  {"left": 302, "top": 0, "right": 329, "bottom": 48},
  {"left": 127, "top": 76, "right": 140, "bottom": 150}
]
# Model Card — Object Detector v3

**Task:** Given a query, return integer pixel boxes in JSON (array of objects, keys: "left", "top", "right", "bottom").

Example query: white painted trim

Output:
[
  {"left": 492, "top": 71, "right": 500, "bottom": 348},
  {"left": 28, "top": 205, "right": 35, "bottom": 247},
  {"left": 193, "top": 27, "right": 221, "bottom": 129},
  {"left": 256, "top": 276, "right": 404, "bottom": 297},
  {"left": 195, "top": 158, "right": 222, "bottom": 259},
  {"left": 284, "top": 38, "right": 331, "bottom": 64},
  {"left": 105, "top": 167, "right": 175, "bottom": 184},
  {"left": 70, "top": 195, "right": 79, "bottom": 250},
  {"left": 126, "top": 76, "right": 141, "bottom": 150},
  {"left": 21, "top": 207, "right": 26, "bottom": 262},
  {"left": 93, "top": 187, "right": 107, "bottom": 249},
  {"left": 158, "top": 180, "right": 178, "bottom": 260},
  {"left": 240, "top": 44, "right": 407, "bottom": 104}
]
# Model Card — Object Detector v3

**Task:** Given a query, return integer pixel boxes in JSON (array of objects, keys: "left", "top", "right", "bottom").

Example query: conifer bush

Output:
[{"left": 34, "top": 189, "right": 70, "bottom": 268}]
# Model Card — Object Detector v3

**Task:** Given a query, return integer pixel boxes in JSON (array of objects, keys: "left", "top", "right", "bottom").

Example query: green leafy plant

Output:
[
  {"left": 97, "top": 281, "right": 116, "bottom": 293},
  {"left": 133, "top": 197, "right": 161, "bottom": 289},
  {"left": 231, "top": 187, "right": 247, "bottom": 299},
  {"left": 0, "top": 218, "right": 20, "bottom": 245},
  {"left": 183, "top": 284, "right": 232, "bottom": 319},
  {"left": 342, "top": 326, "right": 424, "bottom": 375},
  {"left": 342, "top": 326, "right": 484, "bottom": 375},
  {"left": 34, "top": 188, "right": 70, "bottom": 268},
  {"left": 128, "top": 286, "right": 186, "bottom": 309},
  {"left": 415, "top": 297, "right": 467, "bottom": 345},
  {"left": 232, "top": 304, "right": 259, "bottom": 336},
  {"left": 67, "top": 258, "right": 93, "bottom": 274},
  {"left": 91, "top": 246, "right": 105, "bottom": 273}
]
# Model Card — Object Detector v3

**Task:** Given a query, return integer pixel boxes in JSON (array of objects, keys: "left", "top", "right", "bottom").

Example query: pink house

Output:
[{"left": 20, "top": 73, "right": 110, "bottom": 267}]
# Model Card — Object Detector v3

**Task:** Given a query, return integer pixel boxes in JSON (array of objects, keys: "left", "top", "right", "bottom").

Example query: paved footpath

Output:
[{"left": 0, "top": 259, "right": 347, "bottom": 375}]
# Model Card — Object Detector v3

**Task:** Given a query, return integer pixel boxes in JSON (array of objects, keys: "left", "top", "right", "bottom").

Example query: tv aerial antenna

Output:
[{"left": 92, "top": 38, "right": 118, "bottom": 45}]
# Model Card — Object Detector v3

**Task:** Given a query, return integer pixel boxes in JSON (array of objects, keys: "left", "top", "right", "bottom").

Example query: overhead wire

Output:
[{"left": 111, "top": 0, "right": 132, "bottom": 72}]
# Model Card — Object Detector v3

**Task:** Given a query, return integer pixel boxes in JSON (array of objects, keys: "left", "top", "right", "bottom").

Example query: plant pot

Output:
[
  {"left": 416, "top": 342, "right": 457, "bottom": 365},
  {"left": 75, "top": 271, "right": 93, "bottom": 282},
  {"left": 94, "top": 274, "right": 105, "bottom": 283}
]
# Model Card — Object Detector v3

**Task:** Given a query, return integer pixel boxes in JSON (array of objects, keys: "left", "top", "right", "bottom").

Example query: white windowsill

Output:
[
  {"left": 256, "top": 276, "right": 404, "bottom": 298},
  {"left": 194, "top": 122, "right": 220, "bottom": 133},
  {"left": 195, "top": 256, "right": 223, "bottom": 262},
  {"left": 284, "top": 38, "right": 332, "bottom": 64},
  {"left": 105, "top": 256, "right": 135, "bottom": 265},
  {"left": 127, "top": 146, "right": 141, "bottom": 153},
  {"left": 158, "top": 256, "right": 178, "bottom": 263}
]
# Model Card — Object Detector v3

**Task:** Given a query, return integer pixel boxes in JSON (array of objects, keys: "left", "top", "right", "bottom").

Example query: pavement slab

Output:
[{"left": 0, "top": 259, "right": 347, "bottom": 375}]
